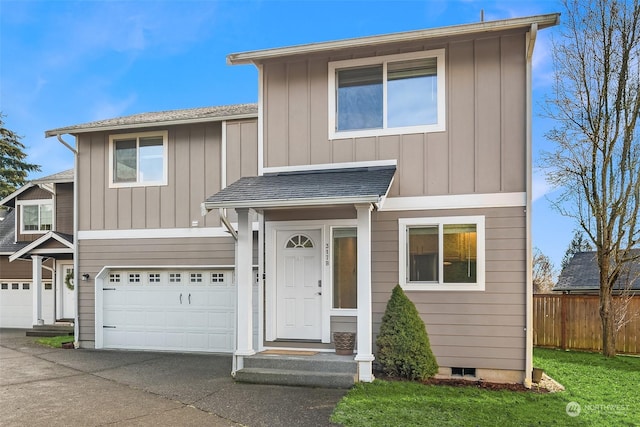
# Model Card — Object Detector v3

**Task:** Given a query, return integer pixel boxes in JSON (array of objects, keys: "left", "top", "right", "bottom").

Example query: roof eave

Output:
[
  {"left": 228, "top": 13, "right": 560, "bottom": 65},
  {"left": 44, "top": 112, "right": 258, "bottom": 138},
  {"left": 204, "top": 195, "right": 381, "bottom": 211}
]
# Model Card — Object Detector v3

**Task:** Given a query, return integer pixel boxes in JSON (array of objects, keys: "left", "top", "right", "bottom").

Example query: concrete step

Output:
[
  {"left": 236, "top": 353, "right": 357, "bottom": 388},
  {"left": 26, "top": 324, "right": 74, "bottom": 337},
  {"left": 235, "top": 367, "right": 356, "bottom": 389},
  {"left": 244, "top": 354, "right": 357, "bottom": 374}
]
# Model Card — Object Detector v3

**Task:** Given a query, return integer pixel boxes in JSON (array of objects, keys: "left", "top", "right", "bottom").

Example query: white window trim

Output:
[
  {"left": 398, "top": 215, "right": 485, "bottom": 291},
  {"left": 328, "top": 49, "right": 446, "bottom": 140},
  {"left": 17, "top": 199, "right": 54, "bottom": 235},
  {"left": 329, "top": 225, "right": 358, "bottom": 314},
  {"left": 108, "top": 130, "right": 168, "bottom": 188}
]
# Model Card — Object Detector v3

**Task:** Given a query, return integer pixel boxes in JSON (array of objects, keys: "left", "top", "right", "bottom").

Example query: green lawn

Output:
[
  {"left": 36, "top": 335, "right": 74, "bottom": 348},
  {"left": 331, "top": 348, "right": 639, "bottom": 426}
]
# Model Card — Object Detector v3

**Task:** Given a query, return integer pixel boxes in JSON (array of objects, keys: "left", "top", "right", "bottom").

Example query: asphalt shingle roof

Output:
[
  {"left": 45, "top": 103, "right": 258, "bottom": 136},
  {"left": 32, "top": 169, "right": 74, "bottom": 184},
  {"left": 0, "top": 210, "right": 27, "bottom": 254},
  {"left": 204, "top": 166, "right": 396, "bottom": 209},
  {"left": 554, "top": 251, "right": 640, "bottom": 292}
]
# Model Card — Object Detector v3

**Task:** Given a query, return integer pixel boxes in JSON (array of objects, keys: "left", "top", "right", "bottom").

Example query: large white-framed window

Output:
[
  {"left": 109, "top": 130, "right": 168, "bottom": 188},
  {"left": 399, "top": 216, "right": 485, "bottom": 291},
  {"left": 18, "top": 199, "right": 53, "bottom": 234},
  {"left": 328, "top": 49, "right": 446, "bottom": 139}
]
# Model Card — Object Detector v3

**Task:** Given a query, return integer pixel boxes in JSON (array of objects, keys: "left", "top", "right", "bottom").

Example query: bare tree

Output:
[
  {"left": 533, "top": 247, "right": 556, "bottom": 294},
  {"left": 543, "top": 0, "right": 640, "bottom": 357}
]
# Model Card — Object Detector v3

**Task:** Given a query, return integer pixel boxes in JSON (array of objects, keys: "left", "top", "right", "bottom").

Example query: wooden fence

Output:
[{"left": 533, "top": 294, "right": 640, "bottom": 354}]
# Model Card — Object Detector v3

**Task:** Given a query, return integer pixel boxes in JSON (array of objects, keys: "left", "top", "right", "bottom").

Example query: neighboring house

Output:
[
  {"left": 44, "top": 13, "right": 559, "bottom": 386},
  {"left": 554, "top": 251, "right": 640, "bottom": 294},
  {"left": 0, "top": 169, "right": 75, "bottom": 328}
]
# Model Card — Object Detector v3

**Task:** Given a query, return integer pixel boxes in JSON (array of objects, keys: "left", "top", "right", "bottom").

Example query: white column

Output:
[
  {"left": 355, "top": 203, "right": 374, "bottom": 382},
  {"left": 235, "top": 208, "right": 255, "bottom": 364},
  {"left": 31, "top": 255, "right": 44, "bottom": 326}
]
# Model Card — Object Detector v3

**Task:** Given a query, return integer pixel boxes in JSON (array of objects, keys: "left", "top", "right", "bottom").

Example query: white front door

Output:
[
  {"left": 276, "top": 229, "right": 322, "bottom": 340},
  {"left": 59, "top": 264, "right": 75, "bottom": 319}
]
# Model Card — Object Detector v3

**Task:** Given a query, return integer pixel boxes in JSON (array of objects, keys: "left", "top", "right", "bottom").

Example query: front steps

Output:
[
  {"left": 235, "top": 352, "right": 357, "bottom": 389},
  {"left": 25, "top": 323, "right": 74, "bottom": 337}
]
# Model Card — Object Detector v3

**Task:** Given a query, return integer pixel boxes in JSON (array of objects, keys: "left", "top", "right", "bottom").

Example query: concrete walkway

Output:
[{"left": 0, "top": 329, "right": 347, "bottom": 426}]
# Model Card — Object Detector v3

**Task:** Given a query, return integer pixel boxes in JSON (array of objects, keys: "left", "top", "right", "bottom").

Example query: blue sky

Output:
[{"left": 0, "top": 0, "right": 574, "bottom": 270}]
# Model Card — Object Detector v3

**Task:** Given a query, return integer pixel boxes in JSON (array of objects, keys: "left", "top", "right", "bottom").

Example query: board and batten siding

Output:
[
  {"left": 76, "top": 119, "right": 258, "bottom": 232},
  {"left": 55, "top": 182, "right": 73, "bottom": 235},
  {"left": 76, "top": 236, "right": 239, "bottom": 345},
  {"left": 371, "top": 206, "right": 526, "bottom": 371},
  {"left": 261, "top": 33, "right": 526, "bottom": 197}
]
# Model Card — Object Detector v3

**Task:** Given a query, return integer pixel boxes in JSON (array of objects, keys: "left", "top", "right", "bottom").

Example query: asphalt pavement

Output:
[{"left": 0, "top": 329, "right": 347, "bottom": 427}]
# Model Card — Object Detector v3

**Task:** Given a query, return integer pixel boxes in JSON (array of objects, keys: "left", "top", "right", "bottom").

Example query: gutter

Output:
[
  {"left": 523, "top": 23, "right": 538, "bottom": 389},
  {"left": 55, "top": 134, "right": 80, "bottom": 349}
]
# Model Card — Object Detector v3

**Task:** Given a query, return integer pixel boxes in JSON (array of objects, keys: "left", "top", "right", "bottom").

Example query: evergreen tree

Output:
[
  {"left": 561, "top": 230, "right": 594, "bottom": 271},
  {"left": 376, "top": 285, "right": 438, "bottom": 381},
  {"left": 0, "top": 114, "right": 40, "bottom": 199}
]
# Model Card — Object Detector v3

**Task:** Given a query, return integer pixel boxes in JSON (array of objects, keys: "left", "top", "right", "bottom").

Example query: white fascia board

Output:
[
  {"left": 9, "top": 231, "right": 74, "bottom": 262},
  {"left": 204, "top": 195, "right": 380, "bottom": 211},
  {"left": 78, "top": 227, "right": 234, "bottom": 240},
  {"left": 0, "top": 183, "right": 35, "bottom": 207},
  {"left": 227, "top": 14, "right": 560, "bottom": 64},
  {"left": 380, "top": 192, "right": 526, "bottom": 211},
  {"left": 263, "top": 159, "right": 397, "bottom": 175},
  {"left": 44, "top": 113, "right": 258, "bottom": 138}
]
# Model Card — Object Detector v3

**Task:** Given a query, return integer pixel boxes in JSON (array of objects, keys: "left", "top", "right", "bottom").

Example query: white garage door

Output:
[
  {"left": 0, "top": 281, "right": 54, "bottom": 328},
  {"left": 101, "top": 270, "right": 235, "bottom": 353}
]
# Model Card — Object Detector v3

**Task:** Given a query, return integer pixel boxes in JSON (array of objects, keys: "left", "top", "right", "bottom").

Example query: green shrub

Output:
[{"left": 376, "top": 284, "right": 438, "bottom": 380}]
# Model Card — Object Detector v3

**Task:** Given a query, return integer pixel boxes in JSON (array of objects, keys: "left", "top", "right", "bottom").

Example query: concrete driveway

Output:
[{"left": 0, "top": 329, "right": 347, "bottom": 426}]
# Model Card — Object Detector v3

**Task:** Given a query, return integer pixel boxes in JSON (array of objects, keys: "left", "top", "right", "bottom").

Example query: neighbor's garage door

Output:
[
  {"left": 101, "top": 270, "right": 235, "bottom": 353},
  {"left": 0, "top": 281, "right": 54, "bottom": 328}
]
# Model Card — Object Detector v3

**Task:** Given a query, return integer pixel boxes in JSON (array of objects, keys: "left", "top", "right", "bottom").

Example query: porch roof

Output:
[
  {"left": 8, "top": 232, "right": 74, "bottom": 262},
  {"left": 203, "top": 165, "right": 396, "bottom": 210}
]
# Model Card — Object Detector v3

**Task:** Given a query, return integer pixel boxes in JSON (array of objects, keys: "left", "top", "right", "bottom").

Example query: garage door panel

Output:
[{"left": 101, "top": 269, "right": 236, "bottom": 353}]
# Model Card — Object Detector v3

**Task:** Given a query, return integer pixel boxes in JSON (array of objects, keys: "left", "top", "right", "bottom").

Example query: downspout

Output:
[
  {"left": 56, "top": 134, "right": 79, "bottom": 348},
  {"left": 524, "top": 23, "right": 537, "bottom": 389}
]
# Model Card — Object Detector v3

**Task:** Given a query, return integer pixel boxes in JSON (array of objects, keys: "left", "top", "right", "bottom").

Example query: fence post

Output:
[{"left": 560, "top": 294, "right": 567, "bottom": 350}]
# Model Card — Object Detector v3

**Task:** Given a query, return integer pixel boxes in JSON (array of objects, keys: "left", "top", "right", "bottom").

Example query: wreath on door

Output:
[{"left": 65, "top": 271, "right": 74, "bottom": 291}]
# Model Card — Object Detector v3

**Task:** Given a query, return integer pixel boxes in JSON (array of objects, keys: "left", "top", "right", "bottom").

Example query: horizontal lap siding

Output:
[
  {"left": 372, "top": 206, "right": 526, "bottom": 371},
  {"left": 77, "top": 236, "right": 237, "bottom": 344}
]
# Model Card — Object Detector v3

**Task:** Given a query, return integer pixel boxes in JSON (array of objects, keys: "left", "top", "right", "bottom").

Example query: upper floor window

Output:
[
  {"left": 109, "top": 131, "right": 168, "bottom": 188},
  {"left": 329, "top": 49, "right": 445, "bottom": 139},
  {"left": 19, "top": 200, "right": 53, "bottom": 234},
  {"left": 399, "top": 216, "right": 485, "bottom": 291}
]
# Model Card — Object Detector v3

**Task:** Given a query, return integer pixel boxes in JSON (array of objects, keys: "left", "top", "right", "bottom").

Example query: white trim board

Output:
[{"left": 380, "top": 192, "right": 526, "bottom": 211}]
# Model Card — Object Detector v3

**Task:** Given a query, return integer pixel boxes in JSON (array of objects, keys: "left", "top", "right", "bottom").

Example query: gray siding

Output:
[
  {"left": 77, "top": 236, "right": 238, "bottom": 344},
  {"left": 15, "top": 187, "right": 54, "bottom": 242},
  {"left": 261, "top": 33, "right": 526, "bottom": 197},
  {"left": 371, "top": 206, "right": 526, "bottom": 371},
  {"left": 77, "top": 119, "right": 258, "bottom": 232},
  {"left": 55, "top": 183, "right": 73, "bottom": 235},
  {"left": 0, "top": 257, "right": 53, "bottom": 280}
]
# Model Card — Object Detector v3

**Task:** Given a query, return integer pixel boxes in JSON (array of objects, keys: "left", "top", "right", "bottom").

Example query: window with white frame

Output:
[
  {"left": 20, "top": 200, "right": 53, "bottom": 233},
  {"left": 399, "top": 216, "right": 485, "bottom": 291},
  {"left": 329, "top": 49, "right": 445, "bottom": 139},
  {"left": 109, "top": 131, "right": 168, "bottom": 187}
]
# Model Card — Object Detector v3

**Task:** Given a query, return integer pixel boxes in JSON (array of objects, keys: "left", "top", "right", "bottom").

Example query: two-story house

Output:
[
  {"left": 0, "top": 169, "right": 75, "bottom": 328},
  {"left": 44, "top": 13, "right": 559, "bottom": 387}
]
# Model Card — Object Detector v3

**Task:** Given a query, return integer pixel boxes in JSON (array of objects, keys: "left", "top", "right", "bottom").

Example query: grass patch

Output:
[
  {"left": 36, "top": 335, "right": 74, "bottom": 348},
  {"left": 331, "top": 348, "right": 639, "bottom": 426}
]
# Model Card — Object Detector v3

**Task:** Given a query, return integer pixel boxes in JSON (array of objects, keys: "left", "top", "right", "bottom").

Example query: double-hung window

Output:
[
  {"left": 20, "top": 200, "right": 53, "bottom": 234},
  {"left": 109, "top": 131, "right": 168, "bottom": 187},
  {"left": 399, "top": 216, "right": 485, "bottom": 291},
  {"left": 329, "top": 49, "right": 445, "bottom": 139}
]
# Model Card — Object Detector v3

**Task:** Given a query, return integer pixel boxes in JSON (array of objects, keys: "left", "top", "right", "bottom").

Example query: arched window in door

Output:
[{"left": 285, "top": 234, "right": 314, "bottom": 249}]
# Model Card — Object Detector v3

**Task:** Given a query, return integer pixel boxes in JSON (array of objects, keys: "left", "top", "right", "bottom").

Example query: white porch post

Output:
[
  {"left": 31, "top": 255, "right": 44, "bottom": 326},
  {"left": 355, "top": 203, "right": 374, "bottom": 382},
  {"left": 235, "top": 208, "right": 255, "bottom": 368}
]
